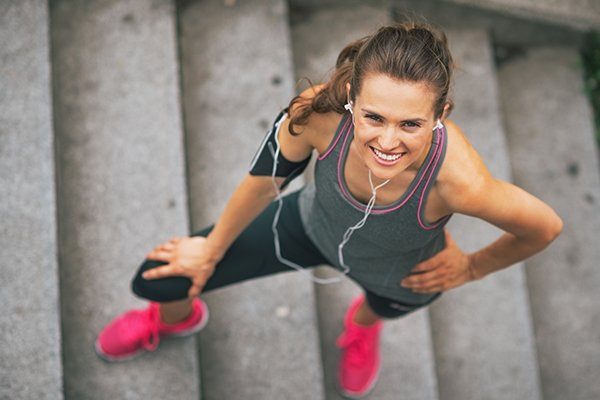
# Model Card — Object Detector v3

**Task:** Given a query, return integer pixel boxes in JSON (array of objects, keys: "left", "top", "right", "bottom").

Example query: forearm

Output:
[
  {"left": 468, "top": 231, "right": 558, "bottom": 280},
  {"left": 204, "top": 175, "right": 278, "bottom": 262}
]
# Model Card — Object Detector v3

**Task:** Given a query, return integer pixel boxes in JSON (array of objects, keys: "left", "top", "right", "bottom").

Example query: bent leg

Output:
[{"left": 131, "top": 189, "right": 328, "bottom": 302}]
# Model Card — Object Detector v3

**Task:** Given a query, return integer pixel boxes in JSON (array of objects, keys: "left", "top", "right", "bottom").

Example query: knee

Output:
[{"left": 130, "top": 259, "right": 191, "bottom": 302}]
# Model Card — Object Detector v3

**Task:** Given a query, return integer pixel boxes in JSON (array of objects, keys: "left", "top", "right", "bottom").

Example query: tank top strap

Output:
[
  {"left": 412, "top": 123, "right": 448, "bottom": 199},
  {"left": 317, "top": 112, "right": 352, "bottom": 161}
]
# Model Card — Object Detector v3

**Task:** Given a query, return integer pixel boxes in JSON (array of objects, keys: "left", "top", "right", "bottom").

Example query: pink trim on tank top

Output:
[
  {"left": 417, "top": 124, "right": 453, "bottom": 230},
  {"left": 336, "top": 121, "right": 442, "bottom": 215},
  {"left": 318, "top": 114, "right": 351, "bottom": 161}
]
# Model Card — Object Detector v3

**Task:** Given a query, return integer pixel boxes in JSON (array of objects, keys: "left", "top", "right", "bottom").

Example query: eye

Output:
[
  {"left": 403, "top": 121, "right": 421, "bottom": 128},
  {"left": 366, "top": 114, "right": 382, "bottom": 122}
]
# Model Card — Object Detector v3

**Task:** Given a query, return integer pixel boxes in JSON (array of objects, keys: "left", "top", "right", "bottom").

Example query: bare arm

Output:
[
  {"left": 204, "top": 90, "right": 319, "bottom": 262},
  {"left": 143, "top": 88, "right": 319, "bottom": 298},
  {"left": 440, "top": 121, "right": 563, "bottom": 279},
  {"left": 203, "top": 174, "right": 283, "bottom": 262},
  {"left": 458, "top": 178, "right": 563, "bottom": 279},
  {"left": 400, "top": 122, "right": 563, "bottom": 293}
]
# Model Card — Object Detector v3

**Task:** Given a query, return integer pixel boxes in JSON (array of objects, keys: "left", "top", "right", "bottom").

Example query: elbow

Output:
[{"left": 546, "top": 215, "right": 564, "bottom": 242}]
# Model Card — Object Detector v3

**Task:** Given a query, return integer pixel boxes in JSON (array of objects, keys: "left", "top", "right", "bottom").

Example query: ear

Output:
[
  {"left": 440, "top": 102, "right": 451, "bottom": 121},
  {"left": 345, "top": 82, "right": 351, "bottom": 102}
]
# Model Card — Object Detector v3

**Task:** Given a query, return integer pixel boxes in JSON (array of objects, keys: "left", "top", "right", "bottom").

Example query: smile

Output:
[{"left": 369, "top": 146, "right": 406, "bottom": 164}]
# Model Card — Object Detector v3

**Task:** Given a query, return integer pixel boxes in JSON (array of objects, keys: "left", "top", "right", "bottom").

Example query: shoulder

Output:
[
  {"left": 275, "top": 84, "right": 339, "bottom": 162},
  {"left": 287, "top": 84, "right": 344, "bottom": 153},
  {"left": 436, "top": 119, "right": 494, "bottom": 214},
  {"left": 437, "top": 120, "right": 563, "bottom": 240}
]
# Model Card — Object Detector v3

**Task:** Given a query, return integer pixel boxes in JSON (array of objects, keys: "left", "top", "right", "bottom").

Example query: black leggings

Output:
[{"left": 131, "top": 189, "right": 440, "bottom": 319}]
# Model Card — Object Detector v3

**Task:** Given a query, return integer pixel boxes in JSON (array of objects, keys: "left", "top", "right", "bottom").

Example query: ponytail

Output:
[{"left": 286, "top": 36, "right": 368, "bottom": 136}]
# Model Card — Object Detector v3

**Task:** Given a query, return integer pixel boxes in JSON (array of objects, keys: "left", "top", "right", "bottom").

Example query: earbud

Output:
[
  {"left": 433, "top": 119, "right": 443, "bottom": 131},
  {"left": 344, "top": 101, "right": 354, "bottom": 114}
]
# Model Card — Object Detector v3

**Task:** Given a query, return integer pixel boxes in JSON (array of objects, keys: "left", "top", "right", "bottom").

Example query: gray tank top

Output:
[{"left": 298, "top": 111, "right": 453, "bottom": 304}]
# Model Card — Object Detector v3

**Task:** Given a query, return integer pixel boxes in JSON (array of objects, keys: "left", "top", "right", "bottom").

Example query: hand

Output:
[
  {"left": 142, "top": 236, "right": 221, "bottom": 299},
  {"left": 400, "top": 229, "right": 478, "bottom": 294}
]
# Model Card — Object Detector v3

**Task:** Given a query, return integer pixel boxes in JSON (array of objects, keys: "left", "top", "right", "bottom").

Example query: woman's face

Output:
[{"left": 346, "top": 73, "right": 439, "bottom": 182}]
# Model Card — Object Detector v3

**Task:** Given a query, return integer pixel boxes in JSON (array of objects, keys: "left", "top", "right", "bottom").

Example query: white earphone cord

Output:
[
  {"left": 268, "top": 111, "right": 390, "bottom": 285},
  {"left": 268, "top": 107, "right": 442, "bottom": 285}
]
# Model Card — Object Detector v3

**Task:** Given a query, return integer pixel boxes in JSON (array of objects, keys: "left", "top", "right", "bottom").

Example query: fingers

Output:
[
  {"left": 187, "top": 276, "right": 206, "bottom": 298},
  {"left": 150, "top": 236, "right": 184, "bottom": 253},
  {"left": 187, "top": 284, "right": 204, "bottom": 299},
  {"left": 402, "top": 270, "right": 440, "bottom": 286},
  {"left": 401, "top": 270, "right": 446, "bottom": 293},
  {"left": 146, "top": 249, "right": 173, "bottom": 262},
  {"left": 141, "top": 264, "right": 183, "bottom": 280},
  {"left": 153, "top": 242, "right": 176, "bottom": 253},
  {"left": 408, "top": 278, "right": 446, "bottom": 293},
  {"left": 147, "top": 240, "right": 182, "bottom": 261}
]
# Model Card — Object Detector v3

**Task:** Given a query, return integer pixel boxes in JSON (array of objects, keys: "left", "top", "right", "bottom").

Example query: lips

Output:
[{"left": 369, "top": 145, "right": 406, "bottom": 158}]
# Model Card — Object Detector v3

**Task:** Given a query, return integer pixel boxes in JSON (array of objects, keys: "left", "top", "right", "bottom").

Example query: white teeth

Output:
[{"left": 372, "top": 147, "right": 403, "bottom": 161}]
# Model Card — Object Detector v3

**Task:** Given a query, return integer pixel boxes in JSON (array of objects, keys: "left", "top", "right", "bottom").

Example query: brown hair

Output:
[{"left": 286, "top": 21, "right": 456, "bottom": 136}]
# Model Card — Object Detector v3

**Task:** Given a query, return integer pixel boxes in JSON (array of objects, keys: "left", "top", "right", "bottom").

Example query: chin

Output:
[
  {"left": 366, "top": 159, "right": 405, "bottom": 181},
  {"left": 362, "top": 150, "right": 406, "bottom": 180}
]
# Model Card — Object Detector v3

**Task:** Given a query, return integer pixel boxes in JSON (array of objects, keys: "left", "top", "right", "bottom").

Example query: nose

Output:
[{"left": 377, "top": 125, "right": 401, "bottom": 150}]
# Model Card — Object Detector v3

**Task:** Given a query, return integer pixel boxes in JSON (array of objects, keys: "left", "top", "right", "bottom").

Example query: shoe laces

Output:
[
  {"left": 336, "top": 326, "right": 375, "bottom": 367},
  {"left": 137, "top": 304, "right": 161, "bottom": 351}
]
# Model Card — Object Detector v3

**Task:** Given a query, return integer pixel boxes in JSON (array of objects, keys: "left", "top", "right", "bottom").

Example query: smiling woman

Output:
[{"left": 95, "top": 20, "right": 563, "bottom": 400}]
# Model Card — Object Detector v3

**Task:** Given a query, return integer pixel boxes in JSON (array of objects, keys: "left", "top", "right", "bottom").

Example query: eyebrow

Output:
[{"left": 361, "top": 107, "right": 427, "bottom": 123}]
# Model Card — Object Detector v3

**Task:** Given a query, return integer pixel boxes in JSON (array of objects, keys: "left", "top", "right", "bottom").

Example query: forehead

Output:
[{"left": 357, "top": 73, "right": 436, "bottom": 119}]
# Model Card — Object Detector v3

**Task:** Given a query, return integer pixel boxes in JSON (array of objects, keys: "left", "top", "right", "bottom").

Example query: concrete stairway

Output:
[
  {"left": 427, "top": 27, "right": 542, "bottom": 400},
  {"left": 50, "top": 1, "right": 199, "bottom": 399},
  {"left": 497, "top": 46, "right": 600, "bottom": 400},
  {"left": 177, "top": 1, "right": 325, "bottom": 398},
  {"left": 0, "top": 2, "right": 63, "bottom": 399},
  {"left": 1, "top": 0, "right": 598, "bottom": 399}
]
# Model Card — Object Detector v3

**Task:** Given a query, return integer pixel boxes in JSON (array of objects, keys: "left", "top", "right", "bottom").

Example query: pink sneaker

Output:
[
  {"left": 94, "top": 297, "right": 209, "bottom": 362},
  {"left": 335, "top": 294, "right": 382, "bottom": 398}
]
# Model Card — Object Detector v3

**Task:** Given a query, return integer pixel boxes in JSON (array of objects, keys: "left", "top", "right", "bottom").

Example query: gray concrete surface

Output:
[
  {"left": 290, "top": 3, "right": 440, "bottom": 399},
  {"left": 390, "top": 0, "right": 584, "bottom": 48},
  {"left": 293, "top": 0, "right": 586, "bottom": 48},
  {"left": 498, "top": 46, "right": 600, "bottom": 400},
  {"left": 427, "top": 28, "right": 542, "bottom": 400},
  {"left": 178, "top": 0, "right": 325, "bottom": 398},
  {"left": 0, "top": 2, "right": 63, "bottom": 399},
  {"left": 3, "top": 0, "right": 599, "bottom": 398},
  {"left": 444, "top": 0, "right": 600, "bottom": 30},
  {"left": 50, "top": 1, "right": 199, "bottom": 398}
]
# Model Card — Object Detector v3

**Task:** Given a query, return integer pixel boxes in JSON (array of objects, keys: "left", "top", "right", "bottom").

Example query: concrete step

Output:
[
  {"left": 289, "top": 3, "right": 440, "bottom": 398},
  {"left": 177, "top": 1, "right": 325, "bottom": 398},
  {"left": 390, "top": 0, "right": 584, "bottom": 48},
  {"left": 443, "top": 0, "right": 600, "bottom": 30},
  {"left": 0, "top": 2, "right": 63, "bottom": 399},
  {"left": 50, "top": 1, "right": 199, "bottom": 398},
  {"left": 498, "top": 45, "right": 600, "bottom": 400},
  {"left": 426, "top": 28, "right": 542, "bottom": 400}
]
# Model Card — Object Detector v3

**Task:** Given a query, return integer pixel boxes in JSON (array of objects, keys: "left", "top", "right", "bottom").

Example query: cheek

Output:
[
  {"left": 354, "top": 129, "right": 378, "bottom": 147},
  {"left": 401, "top": 136, "right": 428, "bottom": 153}
]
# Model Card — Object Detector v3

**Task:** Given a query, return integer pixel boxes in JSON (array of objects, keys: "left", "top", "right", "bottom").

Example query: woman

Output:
[{"left": 95, "top": 22, "right": 563, "bottom": 398}]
